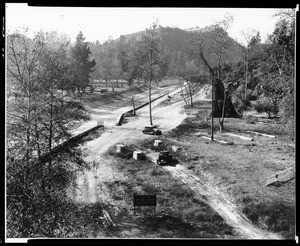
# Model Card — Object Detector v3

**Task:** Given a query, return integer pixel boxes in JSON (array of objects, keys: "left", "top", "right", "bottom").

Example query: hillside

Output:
[
  {"left": 88, "top": 25, "right": 244, "bottom": 81},
  {"left": 159, "top": 26, "right": 243, "bottom": 66}
]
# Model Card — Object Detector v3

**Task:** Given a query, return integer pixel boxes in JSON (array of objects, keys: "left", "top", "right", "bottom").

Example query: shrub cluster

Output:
[
  {"left": 243, "top": 115, "right": 259, "bottom": 124},
  {"left": 254, "top": 97, "right": 279, "bottom": 118},
  {"left": 242, "top": 198, "right": 295, "bottom": 238}
]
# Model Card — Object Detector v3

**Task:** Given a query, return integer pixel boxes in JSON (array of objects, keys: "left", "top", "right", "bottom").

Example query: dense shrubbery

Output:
[
  {"left": 253, "top": 97, "right": 279, "bottom": 118},
  {"left": 6, "top": 149, "right": 87, "bottom": 237},
  {"left": 169, "top": 120, "right": 208, "bottom": 137},
  {"left": 6, "top": 30, "right": 93, "bottom": 237},
  {"left": 243, "top": 115, "right": 259, "bottom": 124}
]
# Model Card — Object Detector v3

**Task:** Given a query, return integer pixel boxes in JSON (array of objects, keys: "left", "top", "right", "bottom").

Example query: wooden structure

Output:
[
  {"left": 172, "top": 146, "right": 182, "bottom": 152},
  {"left": 116, "top": 144, "right": 125, "bottom": 153},
  {"left": 97, "top": 120, "right": 104, "bottom": 126},
  {"left": 133, "top": 194, "right": 157, "bottom": 215},
  {"left": 265, "top": 167, "right": 295, "bottom": 186},
  {"left": 133, "top": 151, "right": 144, "bottom": 160},
  {"left": 154, "top": 140, "right": 163, "bottom": 147}
]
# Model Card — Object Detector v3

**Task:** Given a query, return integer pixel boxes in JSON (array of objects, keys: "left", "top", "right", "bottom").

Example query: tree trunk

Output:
[
  {"left": 111, "top": 80, "right": 115, "bottom": 91},
  {"left": 211, "top": 77, "right": 214, "bottom": 141},
  {"left": 149, "top": 78, "right": 153, "bottom": 125},
  {"left": 189, "top": 84, "right": 193, "bottom": 108},
  {"left": 25, "top": 78, "right": 32, "bottom": 190},
  {"left": 33, "top": 103, "right": 46, "bottom": 193},
  {"left": 245, "top": 56, "right": 248, "bottom": 101},
  {"left": 179, "top": 80, "right": 188, "bottom": 106},
  {"left": 148, "top": 43, "right": 154, "bottom": 126},
  {"left": 132, "top": 93, "right": 136, "bottom": 115},
  {"left": 47, "top": 86, "right": 54, "bottom": 191},
  {"left": 48, "top": 102, "right": 53, "bottom": 167},
  {"left": 219, "top": 89, "right": 226, "bottom": 132}
]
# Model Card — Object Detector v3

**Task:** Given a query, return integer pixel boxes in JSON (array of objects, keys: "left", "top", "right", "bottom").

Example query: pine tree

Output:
[{"left": 70, "top": 31, "right": 96, "bottom": 97}]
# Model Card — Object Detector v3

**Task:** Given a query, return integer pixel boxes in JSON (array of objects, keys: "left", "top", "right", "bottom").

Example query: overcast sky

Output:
[{"left": 6, "top": 4, "right": 290, "bottom": 46}]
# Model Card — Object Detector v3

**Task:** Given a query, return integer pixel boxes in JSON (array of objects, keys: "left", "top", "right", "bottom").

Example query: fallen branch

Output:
[
  {"left": 247, "top": 131, "right": 276, "bottom": 138},
  {"left": 102, "top": 209, "right": 116, "bottom": 228},
  {"left": 201, "top": 136, "right": 233, "bottom": 145},
  {"left": 195, "top": 131, "right": 209, "bottom": 136},
  {"left": 224, "top": 132, "right": 254, "bottom": 141}
]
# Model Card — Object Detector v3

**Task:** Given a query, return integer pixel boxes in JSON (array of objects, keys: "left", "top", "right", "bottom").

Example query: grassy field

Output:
[
  {"left": 158, "top": 78, "right": 180, "bottom": 87},
  {"left": 146, "top": 99, "right": 295, "bottom": 239},
  {"left": 82, "top": 86, "right": 145, "bottom": 110},
  {"left": 64, "top": 90, "right": 294, "bottom": 239},
  {"left": 81, "top": 84, "right": 172, "bottom": 112},
  {"left": 99, "top": 145, "right": 237, "bottom": 238}
]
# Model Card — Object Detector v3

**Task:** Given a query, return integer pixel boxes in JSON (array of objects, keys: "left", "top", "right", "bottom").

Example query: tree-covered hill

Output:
[{"left": 88, "top": 25, "right": 244, "bottom": 82}]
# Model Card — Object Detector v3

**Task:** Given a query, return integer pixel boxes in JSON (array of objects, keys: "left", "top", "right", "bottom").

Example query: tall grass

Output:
[
  {"left": 242, "top": 197, "right": 295, "bottom": 239},
  {"left": 104, "top": 143, "right": 236, "bottom": 238}
]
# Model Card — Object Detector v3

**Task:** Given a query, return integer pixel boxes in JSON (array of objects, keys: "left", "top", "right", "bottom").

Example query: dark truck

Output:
[
  {"left": 142, "top": 125, "right": 162, "bottom": 135},
  {"left": 156, "top": 151, "right": 173, "bottom": 166}
]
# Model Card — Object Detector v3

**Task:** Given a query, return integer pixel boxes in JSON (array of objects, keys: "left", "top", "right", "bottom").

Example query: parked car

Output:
[
  {"left": 157, "top": 151, "right": 173, "bottom": 165},
  {"left": 142, "top": 125, "right": 162, "bottom": 135}
]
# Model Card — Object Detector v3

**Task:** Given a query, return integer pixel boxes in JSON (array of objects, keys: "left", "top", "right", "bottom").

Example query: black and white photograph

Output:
[{"left": 4, "top": 4, "right": 296, "bottom": 243}]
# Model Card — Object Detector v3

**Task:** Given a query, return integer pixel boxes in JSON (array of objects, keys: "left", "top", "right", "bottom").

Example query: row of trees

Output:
[
  {"left": 163, "top": 10, "right": 295, "bottom": 135},
  {"left": 88, "top": 18, "right": 248, "bottom": 128},
  {"left": 88, "top": 10, "right": 294, "bottom": 134},
  {"left": 90, "top": 22, "right": 169, "bottom": 124},
  {"left": 6, "top": 30, "right": 95, "bottom": 237}
]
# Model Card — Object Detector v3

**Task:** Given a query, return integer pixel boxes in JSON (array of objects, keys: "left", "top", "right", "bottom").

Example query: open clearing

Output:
[{"left": 67, "top": 84, "right": 295, "bottom": 239}]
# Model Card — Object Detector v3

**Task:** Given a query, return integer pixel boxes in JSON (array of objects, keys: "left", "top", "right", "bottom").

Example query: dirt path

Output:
[
  {"left": 144, "top": 149, "right": 281, "bottom": 239},
  {"left": 69, "top": 84, "right": 282, "bottom": 239},
  {"left": 69, "top": 86, "right": 183, "bottom": 204},
  {"left": 165, "top": 166, "right": 281, "bottom": 239}
]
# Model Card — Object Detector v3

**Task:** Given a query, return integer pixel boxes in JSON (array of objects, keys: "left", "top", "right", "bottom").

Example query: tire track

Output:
[
  {"left": 161, "top": 164, "right": 281, "bottom": 239},
  {"left": 138, "top": 149, "right": 281, "bottom": 239},
  {"left": 71, "top": 85, "right": 281, "bottom": 239}
]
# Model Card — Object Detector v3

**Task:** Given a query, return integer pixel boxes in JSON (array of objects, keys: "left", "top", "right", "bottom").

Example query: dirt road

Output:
[
  {"left": 69, "top": 84, "right": 281, "bottom": 239},
  {"left": 144, "top": 150, "right": 281, "bottom": 239},
  {"left": 70, "top": 85, "right": 184, "bottom": 204}
]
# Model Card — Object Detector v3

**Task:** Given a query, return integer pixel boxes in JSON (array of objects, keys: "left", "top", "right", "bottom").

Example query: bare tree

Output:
[
  {"left": 7, "top": 29, "right": 89, "bottom": 195},
  {"left": 236, "top": 28, "right": 258, "bottom": 100},
  {"left": 175, "top": 54, "right": 207, "bottom": 108},
  {"left": 191, "top": 14, "right": 239, "bottom": 133},
  {"left": 136, "top": 21, "right": 167, "bottom": 125},
  {"left": 190, "top": 35, "right": 216, "bottom": 139},
  {"left": 7, "top": 30, "right": 90, "bottom": 237},
  {"left": 7, "top": 30, "right": 48, "bottom": 190}
]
